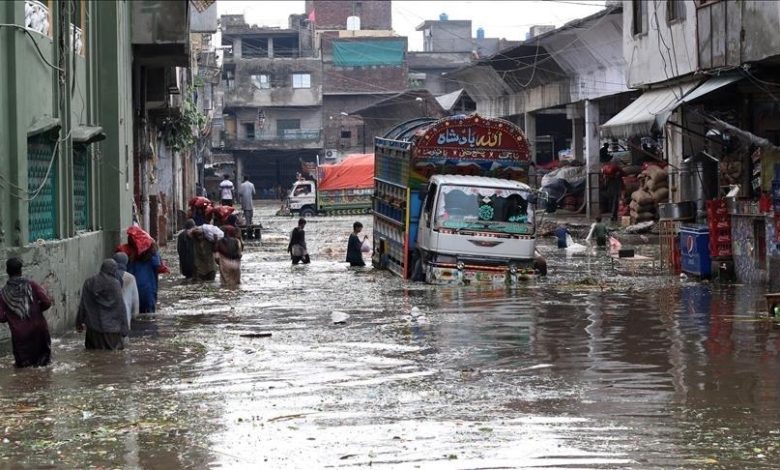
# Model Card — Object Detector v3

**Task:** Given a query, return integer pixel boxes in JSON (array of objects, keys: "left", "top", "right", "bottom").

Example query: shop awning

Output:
[
  {"left": 676, "top": 74, "right": 743, "bottom": 105},
  {"left": 600, "top": 82, "right": 697, "bottom": 139}
]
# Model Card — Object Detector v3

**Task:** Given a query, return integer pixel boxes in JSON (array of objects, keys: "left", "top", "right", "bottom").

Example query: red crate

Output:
[
  {"left": 706, "top": 199, "right": 727, "bottom": 210},
  {"left": 711, "top": 241, "right": 732, "bottom": 257},
  {"left": 708, "top": 220, "right": 731, "bottom": 230},
  {"left": 706, "top": 209, "right": 729, "bottom": 220}
]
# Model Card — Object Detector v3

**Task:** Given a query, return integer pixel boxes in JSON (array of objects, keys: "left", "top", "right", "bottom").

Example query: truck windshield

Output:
[{"left": 434, "top": 185, "right": 532, "bottom": 234}]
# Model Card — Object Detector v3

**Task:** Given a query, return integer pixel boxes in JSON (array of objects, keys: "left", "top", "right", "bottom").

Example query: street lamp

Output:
[{"left": 340, "top": 111, "right": 367, "bottom": 153}]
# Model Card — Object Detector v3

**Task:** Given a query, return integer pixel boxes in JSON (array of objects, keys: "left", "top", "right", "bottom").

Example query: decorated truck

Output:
[
  {"left": 372, "top": 114, "right": 543, "bottom": 284},
  {"left": 286, "top": 153, "right": 374, "bottom": 217}
]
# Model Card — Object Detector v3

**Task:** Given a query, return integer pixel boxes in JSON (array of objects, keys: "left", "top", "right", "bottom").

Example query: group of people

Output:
[
  {"left": 1, "top": 209, "right": 371, "bottom": 368},
  {"left": 555, "top": 217, "right": 611, "bottom": 249},
  {"left": 0, "top": 239, "right": 150, "bottom": 366},
  {"left": 218, "top": 174, "right": 256, "bottom": 226},
  {"left": 177, "top": 218, "right": 244, "bottom": 286},
  {"left": 287, "top": 219, "right": 369, "bottom": 267}
]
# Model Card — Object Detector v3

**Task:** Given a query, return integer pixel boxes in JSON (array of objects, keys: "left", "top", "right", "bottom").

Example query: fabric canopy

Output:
[
  {"left": 332, "top": 40, "right": 405, "bottom": 67},
  {"left": 601, "top": 82, "right": 698, "bottom": 139},
  {"left": 318, "top": 154, "right": 374, "bottom": 191},
  {"left": 676, "top": 74, "right": 742, "bottom": 105}
]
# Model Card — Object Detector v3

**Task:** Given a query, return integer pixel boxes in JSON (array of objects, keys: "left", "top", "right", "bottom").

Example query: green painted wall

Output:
[{"left": 0, "top": 0, "right": 135, "bottom": 343}]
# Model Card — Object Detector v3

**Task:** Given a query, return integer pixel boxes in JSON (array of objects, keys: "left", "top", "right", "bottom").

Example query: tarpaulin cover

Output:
[
  {"left": 213, "top": 205, "right": 236, "bottom": 225},
  {"left": 127, "top": 225, "right": 154, "bottom": 255},
  {"left": 332, "top": 40, "right": 405, "bottom": 67},
  {"left": 318, "top": 154, "right": 374, "bottom": 191}
]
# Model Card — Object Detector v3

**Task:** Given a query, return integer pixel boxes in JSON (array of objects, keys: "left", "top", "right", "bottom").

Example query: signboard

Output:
[
  {"left": 413, "top": 115, "right": 530, "bottom": 161},
  {"left": 407, "top": 114, "right": 531, "bottom": 188}
]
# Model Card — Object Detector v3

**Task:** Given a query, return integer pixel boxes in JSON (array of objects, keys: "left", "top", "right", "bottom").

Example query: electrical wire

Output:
[{"left": 0, "top": 23, "right": 64, "bottom": 72}]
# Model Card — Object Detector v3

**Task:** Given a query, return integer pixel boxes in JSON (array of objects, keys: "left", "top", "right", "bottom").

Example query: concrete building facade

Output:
[
  {"left": 0, "top": 0, "right": 135, "bottom": 338},
  {"left": 219, "top": 14, "right": 323, "bottom": 194}
]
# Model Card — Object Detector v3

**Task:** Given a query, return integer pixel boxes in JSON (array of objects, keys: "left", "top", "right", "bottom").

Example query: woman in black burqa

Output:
[
  {"left": 76, "top": 259, "right": 129, "bottom": 350},
  {"left": 287, "top": 218, "right": 310, "bottom": 265}
]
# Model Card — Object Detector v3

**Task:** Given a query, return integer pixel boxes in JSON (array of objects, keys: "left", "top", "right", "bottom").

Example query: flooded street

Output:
[{"left": 2, "top": 203, "right": 780, "bottom": 469}]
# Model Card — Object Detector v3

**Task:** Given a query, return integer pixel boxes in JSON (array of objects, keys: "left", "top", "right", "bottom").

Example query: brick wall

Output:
[
  {"left": 305, "top": 0, "right": 392, "bottom": 30},
  {"left": 323, "top": 64, "right": 407, "bottom": 94}
]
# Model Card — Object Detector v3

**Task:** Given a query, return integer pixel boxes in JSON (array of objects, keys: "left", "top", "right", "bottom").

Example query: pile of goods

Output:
[{"left": 629, "top": 164, "right": 669, "bottom": 223}]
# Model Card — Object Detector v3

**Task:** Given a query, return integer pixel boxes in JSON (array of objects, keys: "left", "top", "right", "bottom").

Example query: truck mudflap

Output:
[{"left": 424, "top": 261, "right": 538, "bottom": 285}]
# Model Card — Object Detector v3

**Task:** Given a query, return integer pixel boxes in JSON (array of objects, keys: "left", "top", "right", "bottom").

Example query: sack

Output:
[
  {"left": 652, "top": 187, "right": 669, "bottom": 202},
  {"left": 361, "top": 240, "right": 371, "bottom": 253},
  {"left": 631, "top": 189, "right": 653, "bottom": 206},
  {"left": 291, "top": 244, "right": 306, "bottom": 258},
  {"left": 565, "top": 233, "right": 574, "bottom": 248}
]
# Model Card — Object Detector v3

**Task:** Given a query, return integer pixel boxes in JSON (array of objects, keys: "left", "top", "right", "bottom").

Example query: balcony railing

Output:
[
  {"left": 270, "top": 129, "right": 321, "bottom": 140},
  {"left": 223, "top": 129, "right": 322, "bottom": 149}
]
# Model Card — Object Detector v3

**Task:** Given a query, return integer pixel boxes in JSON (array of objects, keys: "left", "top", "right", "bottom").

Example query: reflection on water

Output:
[{"left": 1, "top": 204, "right": 780, "bottom": 468}]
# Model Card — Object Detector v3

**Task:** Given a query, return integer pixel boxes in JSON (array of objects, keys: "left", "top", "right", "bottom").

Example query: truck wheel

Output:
[{"left": 301, "top": 207, "right": 316, "bottom": 218}]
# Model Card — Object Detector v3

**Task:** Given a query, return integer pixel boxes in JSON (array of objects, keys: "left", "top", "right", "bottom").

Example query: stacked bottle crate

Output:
[{"left": 706, "top": 199, "right": 732, "bottom": 257}]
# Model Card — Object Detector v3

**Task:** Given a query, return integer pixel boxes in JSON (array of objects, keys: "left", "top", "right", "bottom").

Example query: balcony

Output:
[{"left": 224, "top": 129, "right": 323, "bottom": 150}]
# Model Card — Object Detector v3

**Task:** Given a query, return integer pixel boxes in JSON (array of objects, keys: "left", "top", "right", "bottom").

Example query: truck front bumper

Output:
[{"left": 425, "top": 261, "right": 537, "bottom": 285}]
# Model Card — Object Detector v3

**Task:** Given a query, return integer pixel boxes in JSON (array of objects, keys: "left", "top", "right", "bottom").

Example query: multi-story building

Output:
[
  {"left": 218, "top": 14, "right": 323, "bottom": 194},
  {"left": 409, "top": 16, "right": 519, "bottom": 96},
  {"left": 0, "top": 0, "right": 136, "bottom": 335},
  {"left": 307, "top": 0, "right": 410, "bottom": 158}
]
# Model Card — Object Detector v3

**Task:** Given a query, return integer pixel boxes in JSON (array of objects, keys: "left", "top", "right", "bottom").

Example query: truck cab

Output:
[
  {"left": 287, "top": 180, "right": 317, "bottom": 217},
  {"left": 415, "top": 175, "right": 537, "bottom": 284}
]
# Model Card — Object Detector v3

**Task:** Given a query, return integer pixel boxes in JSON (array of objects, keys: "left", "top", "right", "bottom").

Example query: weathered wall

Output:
[
  {"left": 623, "top": 0, "right": 697, "bottom": 87},
  {"left": 305, "top": 0, "right": 392, "bottom": 30},
  {"left": 131, "top": 0, "right": 188, "bottom": 45},
  {"left": 225, "top": 57, "right": 323, "bottom": 108},
  {"left": 423, "top": 21, "right": 472, "bottom": 53},
  {"left": 323, "top": 64, "right": 407, "bottom": 94}
]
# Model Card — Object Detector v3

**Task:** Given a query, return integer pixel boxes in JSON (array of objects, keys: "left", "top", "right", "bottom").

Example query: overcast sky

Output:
[{"left": 217, "top": 1, "right": 607, "bottom": 51}]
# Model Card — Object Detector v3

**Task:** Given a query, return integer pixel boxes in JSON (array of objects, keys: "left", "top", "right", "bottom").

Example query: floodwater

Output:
[{"left": 2, "top": 203, "right": 780, "bottom": 469}]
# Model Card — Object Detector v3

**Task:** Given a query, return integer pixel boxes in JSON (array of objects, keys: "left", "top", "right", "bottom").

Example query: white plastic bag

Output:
[
  {"left": 565, "top": 233, "right": 574, "bottom": 248},
  {"left": 361, "top": 239, "right": 371, "bottom": 253}
]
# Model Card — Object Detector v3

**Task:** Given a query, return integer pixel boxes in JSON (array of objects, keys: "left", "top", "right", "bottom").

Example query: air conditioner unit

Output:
[{"left": 324, "top": 149, "right": 340, "bottom": 162}]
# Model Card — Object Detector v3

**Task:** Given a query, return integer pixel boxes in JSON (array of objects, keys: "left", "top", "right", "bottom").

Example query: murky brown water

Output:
[{"left": 2, "top": 203, "right": 780, "bottom": 468}]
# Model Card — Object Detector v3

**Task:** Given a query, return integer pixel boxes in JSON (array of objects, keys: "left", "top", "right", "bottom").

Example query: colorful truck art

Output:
[
  {"left": 372, "top": 114, "right": 533, "bottom": 280},
  {"left": 407, "top": 115, "right": 531, "bottom": 189}
]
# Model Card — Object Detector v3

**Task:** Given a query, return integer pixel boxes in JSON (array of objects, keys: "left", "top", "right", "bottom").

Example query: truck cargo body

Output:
[{"left": 286, "top": 153, "right": 374, "bottom": 217}]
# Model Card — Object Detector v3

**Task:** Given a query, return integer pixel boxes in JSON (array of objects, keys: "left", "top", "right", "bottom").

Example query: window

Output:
[
  {"left": 632, "top": 0, "right": 648, "bottom": 35},
  {"left": 277, "top": 119, "right": 301, "bottom": 138},
  {"left": 434, "top": 186, "right": 530, "bottom": 233},
  {"left": 27, "top": 135, "right": 58, "bottom": 242},
  {"left": 292, "top": 73, "right": 311, "bottom": 89},
  {"left": 222, "top": 66, "right": 235, "bottom": 90},
  {"left": 666, "top": 0, "right": 685, "bottom": 22},
  {"left": 423, "top": 183, "right": 437, "bottom": 227},
  {"left": 340, "top": 130, "right": 352, "bottom": 139},
  {"left": 293, "top": 184, "right": 312, "bottom": 196},
  {"left": 242, "top": 122, "right": 255, "bottom": 140},
  {"left": 251, "top": 74, "right": 271, "bottom": 90},
  {"left": 73, "top": 146, "right": 91, "bottom": 231}
]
